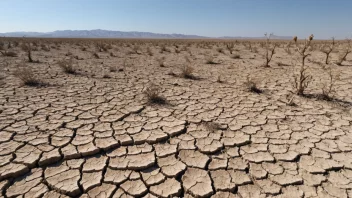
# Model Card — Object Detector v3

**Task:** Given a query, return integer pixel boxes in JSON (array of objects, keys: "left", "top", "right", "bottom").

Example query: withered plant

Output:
[
  {"left": 226, "top": 43, "right": 235, "bottom": 54},
  {"left": 336, "top": 39, "right": 351, "bottom": 66},
  {"left": 144, "top": 83, "right": 167, "bottom": 104},
  {"left": 21, "top": 42, "right": 39, "bottom": 63},
  {"left": 14, "top": 64, "right": 42, "bottom": 86},
  {"left": 319, "top": 67, "right": 340, "bottom": 100},
  {"left": 263, "top": 33, "right": 277, "bottom": 67},
  {"left": 320, "top": 37, "right": 335, "bottom": 64},
  {"left": 58, "top": 58, "right": 77, "bottom": 74},
  {"left": 294, "top": 34, "right": 314, "bottom": 67},
  {"left": 244, "top": 75, "right": 262, "bottom": 93}
]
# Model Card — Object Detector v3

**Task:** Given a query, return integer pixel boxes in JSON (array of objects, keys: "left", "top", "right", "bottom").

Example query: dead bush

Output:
[
  {"left": 319, "top": 68, "right": 340, "bottom": 100},
  {"left": 157, "top": 57, "right": 166, "bottom": 67},
  {"left": 144, "top": 83, "right": 167, "bottom": 104},
  {"left": 320, "top": 37, "right": 335, "bottom": 64},
  {"left": 336, "top": 39, "right": 351, "bottom": 66},
  {"left": 217, "top": 48, "right": 225, "bottom": 54},
  {"left": 292, "top": 63, "right": 312, "bottom": 96},
  {"left": 14, "top": 65, "right": 42, "bottom": 86},
  {"left": 226, "top": 43, "right": 235, "bottom": 54},
  {"left": 93, "top": 52, "right": 100, "bottom": 59},
  {"left": 263, "top": 33, "right": 277, "bottom": 67},
  {"left": 181, "top": 65, "right": 196, "bottom": 79},
  {"left": 109, "top": 65, "right": 117, "bottom": 72},
  {"left": 147, "top": 47, "right": 154, "bottom": 56},
  {"left": 232, "top": 54, "right": 241, "bottom": 59},
  {"left": 58, "top": 58, "right": 77, "bottom": 74},
  {"left": 0, "top": 51, "right": 18, "bottom": 57},
  {"left": 205, "top": 55, "right": 217, "bottom": 64},
  {"left": 244, "top": 75, "right": 262, "bottom": 93},
  {"left": 294, "top": 34, "right": 314, "bottom": 67},
  {"left": 21, "top": 43, "right": 39, "bottom": 63}
]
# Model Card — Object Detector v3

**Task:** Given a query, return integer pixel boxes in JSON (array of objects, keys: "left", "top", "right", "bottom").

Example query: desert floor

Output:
[{"left": 0, "top": 39, "right": 352, "bottom": 198}]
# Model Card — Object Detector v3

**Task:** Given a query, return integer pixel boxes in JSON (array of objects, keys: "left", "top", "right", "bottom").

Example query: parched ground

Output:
[{"left": 0, "top": 39, "right": 352, "bottom": 198}]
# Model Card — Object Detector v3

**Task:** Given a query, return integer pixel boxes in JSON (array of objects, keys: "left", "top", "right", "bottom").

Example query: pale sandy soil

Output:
[{"left": 0, "top": 38, "right": 352, "bottom": 197}]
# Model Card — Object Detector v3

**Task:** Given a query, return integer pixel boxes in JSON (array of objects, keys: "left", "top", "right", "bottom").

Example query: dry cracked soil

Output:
[{"left": 1, "top": 38, "right": 352, "bottom": 198}]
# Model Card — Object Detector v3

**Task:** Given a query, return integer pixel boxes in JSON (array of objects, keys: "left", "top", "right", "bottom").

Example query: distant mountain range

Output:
[{"left": 0, "top": 29, "right": 292, "bottom": 39}]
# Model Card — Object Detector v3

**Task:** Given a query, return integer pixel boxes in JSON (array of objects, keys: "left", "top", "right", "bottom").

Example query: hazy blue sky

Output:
[{"left": 1, "top": 0, "right": 351, "bottom": 39}]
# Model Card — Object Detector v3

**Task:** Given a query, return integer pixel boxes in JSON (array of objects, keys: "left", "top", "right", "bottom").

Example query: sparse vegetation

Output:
[
  {"left": 320, "top": 37, "right": 335, "bottom": 64},
  {"left": 205, "top": 55, "right": 217, "bottom": 64},
  {"left": 336, "top": 39, "right": 351, "bottom": 66},
  {"left": 58, "top": 58, "right": 77, "bottom": 74},
  {"left": 292, "top": 62, "right": 312, "bottom": 96},
  {"left": 14, "top": 65, "right": 42, "bottom": 86},
  {"left": 319, "top": 68, "right": 340, "bottom": 100},
  {"left": 294, "top": 34, "right": 314, "bottom": 67},
  {"left": 157, "top": 57, "right": 166, "bottom": 67},
  {"left": 21, "top": 42, "right": 39, "bottom": 63},
  {"left": 263, "top": 33, "right": 277, "bottom": 67},
  {"left": 0, "top": 51, "right": 18, "bottom": 57},
  {"left": 244, "top": 75, "right": 262, "bottom": 93},
  {"left": 144, "top": 83, "right": 167, "bottom": 104},
  {"left": 226, "top": 43, "right": 235, "bottom": 54},
  {"left": 232, "top": 54, "right": 241, "bottom": 59}
]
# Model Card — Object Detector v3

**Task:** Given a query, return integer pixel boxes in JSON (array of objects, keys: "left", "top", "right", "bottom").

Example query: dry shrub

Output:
[
  {"left": 217, "top": 48, "right": 224, "bottom": 54},
  {"left": 232, "top": 54, "right": 241, "bottom": 59},
  {"left": 109, "top": 65, "right": 117, "bottom": 72},
  {"left": 336, "top": 39, "right": 351, "bottom": 66},
  {"left": 226, "top": 43, "right": 235, "bottom": 54},
  {"left": 14, "top": 65, "right": 42, "bottom": 86},
  {"left": 157, "top": 57, "right": 166, "bottom": 67},
  {"left": 320, "top": 37, "right": 335, "bottom": 64},
  {"left": 58, "top": 58, "right": 77, "bottom": 74},
  {"left": 205, "top": 55, "right": 217, "bottom": 64},
  {"left": 244, "top": 75, "right": 262, "bottom": 93},
  {"left": 147, "top": 47, "right": 154, "bottom": 56},
  {"left": 93, "top": 52, "right": 100, "bottom": 59},
  {"left": 0, "top": 51, "right": 18, "bottom": 57},
  {"left": 277, "top": 61, "right": 289, "bottom": 66},
  {"left": 103, "top": 74, "right": 111, "bottom": 79},
  {"left": 292, "top": 64, "right": 312, "bottom": 96},
  {"left": 294, "top": 34, "right": 314, "bottom": 67},
  {"left": 263, "top": 33, "right": 277, "bottom": 67},
  {"left": 319, "top": 68, "right": 340, "bottom": 100},
  {"left": 144, "top": 83, "right": 167, "bottom": 104},
  {"left": 181, "top": 65, "right": 196, "bottom": 79},
  {"left": 180, "top": 57, "right": 197, "bottom": 79},
  {"left": 21, "top": 43, "right": 38, "bottom": 63},
  {"left": 160, "top": 45, "right": 171, "bottom": 53}
]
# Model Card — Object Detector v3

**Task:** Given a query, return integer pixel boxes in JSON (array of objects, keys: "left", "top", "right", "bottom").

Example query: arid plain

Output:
[{"left": 0, "top": 37, "right": 352, "bottom": 198}]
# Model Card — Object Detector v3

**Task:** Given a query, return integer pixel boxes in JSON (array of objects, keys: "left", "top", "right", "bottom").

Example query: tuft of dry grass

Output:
[
  {"left": 13, "top": 65, "right": 42, "bottom": 86},
  {"left": 244, "top": 75, "right": 262, "bottom": 93},
  {"left": 205, "top": 55, "right": 217, "bottom": 64},
  {"left": 336, "top": 39, "right": 351, "bottom": 66},
  {"left": 157, "top": 57, "right": 166, "bottom": 67},
  {"left": 181, "top": 65, "right": 197, "bottom": 79},
  {"left": 277, "top": 61, "right": 289, "bottom": 66},
  {"left": 263, "top": 33, "right": 277, "bottom": 67},
  {"left": 319, "top": 68, "right": 340, "bottom": 100},
  {"left": 58, "top": 58, "right": 77, "bottom": 74},
  {"left": 21, "top": 42, "right": 39, "bottom": 63},
  {"left": 144, "top": 83, "right": 167, "bottom": 104},
  {"left": 93, "top": 52, "right": 100, "bottom": 59},
  {"left": 0, "top": 51, "right": 18, "bottom": 57},
  {"left": 232, "top": 54, "right": 241, "bottom": 59},
  {"left": 109, "top": 65, "right": 117, "bottom": 72}
]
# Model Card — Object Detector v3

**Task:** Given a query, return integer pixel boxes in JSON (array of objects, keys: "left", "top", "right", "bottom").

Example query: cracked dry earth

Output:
[{"left": 1, "top": 41, "right": 352, "bottom": 198}]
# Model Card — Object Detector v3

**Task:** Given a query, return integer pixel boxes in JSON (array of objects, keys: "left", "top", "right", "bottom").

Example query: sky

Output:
[{"left": 1, "top": 0, "right": 352, "bottom": 39}]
